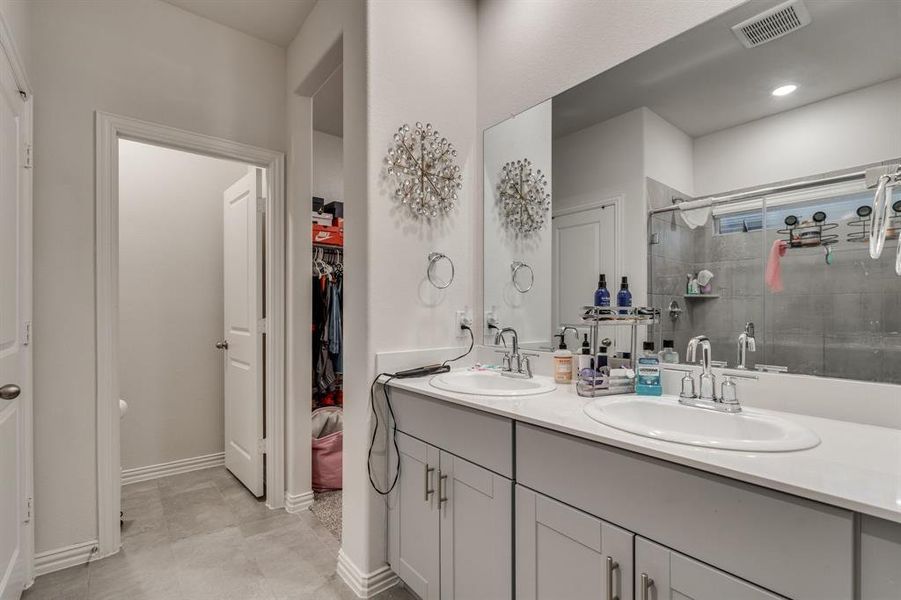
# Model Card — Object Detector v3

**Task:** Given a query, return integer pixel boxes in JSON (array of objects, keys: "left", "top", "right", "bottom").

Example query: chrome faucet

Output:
[
  {"left": 687, "top": 335, "right": 716, "bottom": 401},
  {"left": 737, "top": 322, "right": 756, "bottom": 370},
  {"left": 677, "top": 335, "right": 749, "bottom": 413},
  {"left": 494, "top": 327, "right": 535, "bottom": 378}
]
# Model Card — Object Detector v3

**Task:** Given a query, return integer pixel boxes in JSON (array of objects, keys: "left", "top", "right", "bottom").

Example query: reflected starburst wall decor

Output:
[
  {"left": 497, "top": 158, "right": 550, "bottom": 235},
  {"left": 386, "top": 122, "right": 462, "bottom": 220}
]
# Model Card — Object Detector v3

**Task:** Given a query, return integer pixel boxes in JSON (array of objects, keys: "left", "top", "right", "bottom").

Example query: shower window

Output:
[{"left": 713, "top": 180, "right": 878, "bottom": 235}]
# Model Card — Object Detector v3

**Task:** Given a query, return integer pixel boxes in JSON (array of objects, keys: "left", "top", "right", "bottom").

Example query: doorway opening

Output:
[
  {"left": 309, "top": 63, "right": 345, "bottom": 539},
  {"left": 95, "top": 112, "right": 285, "bottom": 558},
  {"left": 117, "top": 139, "right": 267, "bottom": 535}
]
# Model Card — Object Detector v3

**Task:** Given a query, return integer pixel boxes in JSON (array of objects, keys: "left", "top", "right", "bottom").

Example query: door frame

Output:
[
  {"left": 0, "top": 10, "right": 34, "bottom": 589},
  {"left": 95, "top": 111, "right": 286, "bottom": 558}
]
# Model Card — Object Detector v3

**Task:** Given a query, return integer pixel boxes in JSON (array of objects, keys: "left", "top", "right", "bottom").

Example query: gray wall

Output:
[{"left": 649, "top": 178, "right": 901, "bottom": 384}]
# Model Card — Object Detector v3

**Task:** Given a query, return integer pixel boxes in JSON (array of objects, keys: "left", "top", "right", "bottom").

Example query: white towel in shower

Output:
[{"left": 677, "top": 198, "right": 712, "bottom": 229}]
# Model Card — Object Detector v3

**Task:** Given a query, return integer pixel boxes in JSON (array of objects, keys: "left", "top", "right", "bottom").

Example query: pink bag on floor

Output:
[{"left": 312, "top": 407, "right": 343, "bottom": 491}]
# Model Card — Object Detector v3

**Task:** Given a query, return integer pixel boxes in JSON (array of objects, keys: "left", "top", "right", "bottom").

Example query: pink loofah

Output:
[{"left": 765, "top": 240, "right": 788, "bottom": 293}]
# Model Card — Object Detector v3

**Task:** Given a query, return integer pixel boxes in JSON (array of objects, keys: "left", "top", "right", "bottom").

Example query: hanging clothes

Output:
[{"left": 312, "top": 246, "right": 343, "bottom": 408}]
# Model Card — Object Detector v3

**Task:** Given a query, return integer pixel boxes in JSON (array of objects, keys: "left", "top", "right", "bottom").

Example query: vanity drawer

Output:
[
  {"left": 516, "top": 423, "right": 854, "bottom": 600},
  {"left": 388, "top": 387, "right": 513, "bottom": 478}
]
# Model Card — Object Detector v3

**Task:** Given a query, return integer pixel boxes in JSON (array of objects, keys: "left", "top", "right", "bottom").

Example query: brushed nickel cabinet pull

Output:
[
  {"left": 606, "top": 556, "right": 619, "bottom": 600},
  {"left": 640, "top": 572, "right": 654, "bottom": 600},
  {"left": 438, "top": 472, "right": 448, "bottom": 506},
  {"left": 423, "top": 465, "right": 434, "bottom": 502}
]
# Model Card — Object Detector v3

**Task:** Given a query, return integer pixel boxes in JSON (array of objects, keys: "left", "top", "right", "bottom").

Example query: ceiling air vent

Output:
[{"left": 731, "top": 0, "right": 812, "bottom": 48}]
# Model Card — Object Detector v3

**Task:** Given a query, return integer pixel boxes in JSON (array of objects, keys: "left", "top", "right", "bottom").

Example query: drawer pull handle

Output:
[
  {"left": 424, "top": 465, "right": 434, "bottom": 502},
  {"left": 438, "top": 472, "right": 449, "bottom": 506},
  {"left": 606, "top": 556, "right": 619, "bottom": 600},
  {"left": 640, "top": 572, "right": 654, "bottom": 600}
]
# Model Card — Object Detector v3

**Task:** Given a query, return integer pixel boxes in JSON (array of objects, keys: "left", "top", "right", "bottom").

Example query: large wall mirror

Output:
[{"left": 483, "top": 0, "right": 901, "bottom": 384}]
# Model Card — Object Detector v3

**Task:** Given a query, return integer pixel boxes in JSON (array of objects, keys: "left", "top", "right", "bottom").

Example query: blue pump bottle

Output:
[
  {"left": 617, "top": 276, "right": 632, "bottom": 313},
  {"left": 594, "top": 274, "right": 610, "bottom": 307}
]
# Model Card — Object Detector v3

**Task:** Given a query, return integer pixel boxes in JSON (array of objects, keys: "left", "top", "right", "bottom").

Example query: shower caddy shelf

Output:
[
  {"left": 846, "top": 201, "right": 901, "bottom": 244},
  {"left": 777, "top": 211, "right": 839, "bottom": 249},
  {"left": 579, "top": 306, "right": 660, "bottom": 397}
]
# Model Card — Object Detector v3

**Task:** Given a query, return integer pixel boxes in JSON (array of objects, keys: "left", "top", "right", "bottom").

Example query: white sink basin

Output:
[
  {"left": 584, "top": 396, "right": 820, "bottom": 452},
  {"left": 430, "top": 370, "right": 557, "bottom": 397}
]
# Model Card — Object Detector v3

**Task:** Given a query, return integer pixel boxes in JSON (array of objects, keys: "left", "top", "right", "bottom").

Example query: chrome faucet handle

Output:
[
  {"left": 720, "top": 376, "right": 738, "bottom": 404},
  {"left": 521, "top": 355, "right": 534, "bottom": 378},
  {"left": 710, "top": 360, "right": 728, "bottom": 368},
  {"left": 492, "top": 350, "right": 512, "bottom": 371},
  {"left": 679, "top": 372, "right": 696, "bottom": 399}
]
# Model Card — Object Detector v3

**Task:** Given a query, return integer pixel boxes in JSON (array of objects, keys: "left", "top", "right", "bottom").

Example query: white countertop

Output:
[{"left": 387, "top": 371, "right": 901, "bottom": 524}]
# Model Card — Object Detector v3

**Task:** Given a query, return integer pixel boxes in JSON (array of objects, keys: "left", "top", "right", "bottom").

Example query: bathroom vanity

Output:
[{"left": 385, "top": 375, "right": 901, "bottom": 600}]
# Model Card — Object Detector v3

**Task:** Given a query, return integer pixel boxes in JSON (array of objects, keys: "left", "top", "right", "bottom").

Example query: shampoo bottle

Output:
[
  {"left": 593, "top": 274, "right": 610, "bottom": 307},
  {"left": 553, "top": 335, "right": 573, "bottom": 384}
]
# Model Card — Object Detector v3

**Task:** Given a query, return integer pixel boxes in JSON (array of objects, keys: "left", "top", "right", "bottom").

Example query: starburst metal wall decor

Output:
[
  {"left": 386, "top": 122, "right": 462, "bottom": 220},
  {"left": 497, "top": 158, "right": 550, "bottom": 235}
]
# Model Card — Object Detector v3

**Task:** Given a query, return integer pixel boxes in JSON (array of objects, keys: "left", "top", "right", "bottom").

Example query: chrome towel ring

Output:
[
  {"left": 511, "top": 260, "right": 534, "bottom": 293},
  {"left": 427, "top": 252, "right": 455, "bottom": 289}
]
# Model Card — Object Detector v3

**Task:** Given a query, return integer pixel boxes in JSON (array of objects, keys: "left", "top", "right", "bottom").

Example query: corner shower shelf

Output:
[{"left": 683, "top": 294, "right": 720, "bottom": 299}]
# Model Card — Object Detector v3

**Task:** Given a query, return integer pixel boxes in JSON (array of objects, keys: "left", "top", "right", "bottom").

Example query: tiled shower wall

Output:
[{"left": 647, "top": 178, "right": 901, "bottom": 385}]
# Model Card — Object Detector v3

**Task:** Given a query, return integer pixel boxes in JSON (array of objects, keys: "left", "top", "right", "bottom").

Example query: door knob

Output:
[
  {"left": 215, "top": 341, "right": 229, "bottom": 350},
  {"left": 0, "top": 384, "right": 21, "bottom": 400}
]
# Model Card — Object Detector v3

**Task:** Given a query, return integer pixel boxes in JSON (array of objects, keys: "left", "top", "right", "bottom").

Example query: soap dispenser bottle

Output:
[
  {"left": 593, "top": 274, "right": 610, "bottom": 307},
  {"left": 617, "top": 276, "right": 632, "bottom": 313},
  {"left": 553, "top": 335, "right": 573, "bottom": 384}
]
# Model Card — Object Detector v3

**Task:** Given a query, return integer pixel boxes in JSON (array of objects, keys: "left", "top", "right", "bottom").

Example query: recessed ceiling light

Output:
[{"left": 772, "top": 84, "right": 798, "bottom": 97}]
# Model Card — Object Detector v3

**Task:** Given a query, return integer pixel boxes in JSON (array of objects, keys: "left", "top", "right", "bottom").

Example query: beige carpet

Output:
[{"left": 311, "top": 490, "right": 342, "bottom": 540}]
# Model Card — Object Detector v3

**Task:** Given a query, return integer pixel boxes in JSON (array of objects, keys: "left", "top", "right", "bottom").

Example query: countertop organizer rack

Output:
[
  {"left": 847, "top": 201, "right": 901, "bottom": 244},
  {"left": 579, "top": 306, "right": 660, "bottom": 397},
  {"left": 778, "top": 212, "right": 839, "bottom": 249}
]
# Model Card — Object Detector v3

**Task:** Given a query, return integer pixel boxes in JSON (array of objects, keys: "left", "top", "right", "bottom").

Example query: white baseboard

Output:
[
  {"left": 121, "top": 452, "right": 225, "bottom": 486},
  {"left": 285, "top": 490, "right": 315, "bottom": 513},
  {"left": 34, "top": 540, "right": 98, "bottom": 577},
  {"left": 336, "top": 549, "right": 399, "bottom": 598}
]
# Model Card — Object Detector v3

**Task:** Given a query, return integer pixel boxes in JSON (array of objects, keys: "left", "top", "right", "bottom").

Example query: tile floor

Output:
[{"left": 23, "top": 467, "right": 415, "bottom": 600}]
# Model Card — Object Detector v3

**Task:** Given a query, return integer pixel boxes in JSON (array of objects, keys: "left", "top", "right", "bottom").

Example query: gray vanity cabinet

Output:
[
  {"left": 439, "top": 451, "right": 512, "bottom": 600},
  {"left": 516, "top": 486, "right": 633, "bottom": 600},
  {"left": 388, "top": 431, "right": 513, "bottom": 600},
  {"left": 390, "top": 432, "right": 441, "bottom": 600},
  {"left": 634, "top": 537, "right": 784, "bottom": 600}
]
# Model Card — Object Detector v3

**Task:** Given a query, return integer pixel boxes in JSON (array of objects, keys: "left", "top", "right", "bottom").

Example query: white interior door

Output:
[
  {"left": 0, "top": 48, "right": 31, "bottom": 600},
  {"left": 552, "top": 203, "right": 617, "bottom": 328},
  {"left": 222, "top": 168, "right": 265, "bottom": 497}
]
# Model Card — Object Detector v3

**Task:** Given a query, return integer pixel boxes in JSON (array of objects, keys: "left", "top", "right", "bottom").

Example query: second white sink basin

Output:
[
  {"left": 584, "top": 396, "right": 820, "bottom": 452},
  {"left": 430, "top": 370, "right": 557, "bottom": 397}
]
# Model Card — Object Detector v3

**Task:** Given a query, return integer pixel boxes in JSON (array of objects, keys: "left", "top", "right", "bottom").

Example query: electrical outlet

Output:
[
  {"left": 485, "top": 309, "right": 499, "bottom": 334},
  {"left": 455, "top": 309, "right": 473, "bottom": 336}
]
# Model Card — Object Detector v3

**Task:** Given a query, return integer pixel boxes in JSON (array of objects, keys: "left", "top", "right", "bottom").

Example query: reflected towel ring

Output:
[
  {"left": 427, "top": 252, "right": 455, "bottom": 289},
  {"left": 511, "top": 261, "right": 534, "bottom": 293}
]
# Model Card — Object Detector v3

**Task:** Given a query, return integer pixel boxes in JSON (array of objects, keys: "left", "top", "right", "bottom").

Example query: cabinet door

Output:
[
  {"left": 635, "top": 537, "right": 785, "bottom": 600},
  {"left": 389, "top": 433, "right": 440, "bottom": 600},
  {"left": 439, "top": 450, "right": 512, "bottom": 600},
  {"left": 516, "top": 486, "right": 633, "bottom": 600}
]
